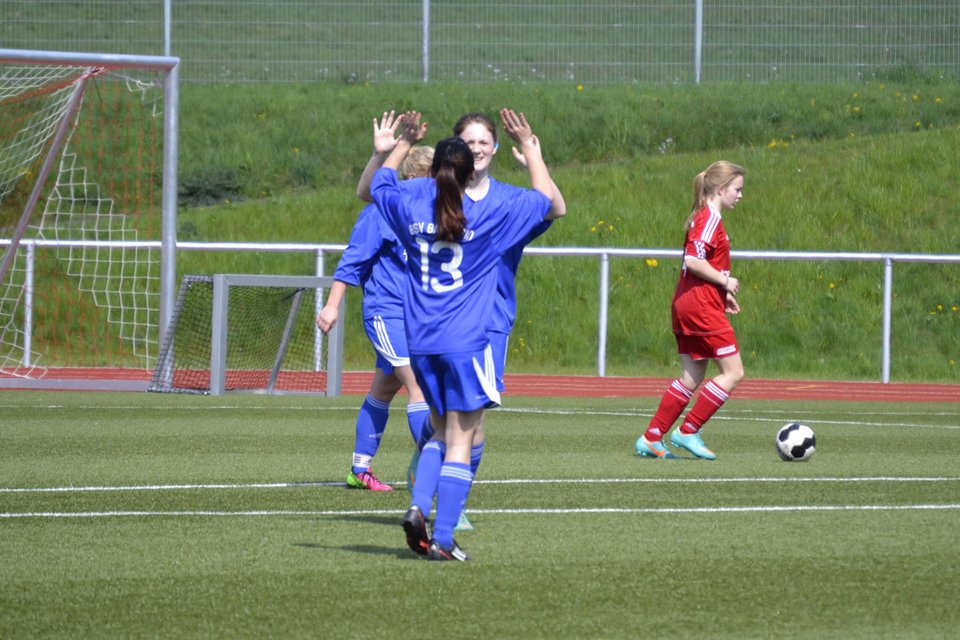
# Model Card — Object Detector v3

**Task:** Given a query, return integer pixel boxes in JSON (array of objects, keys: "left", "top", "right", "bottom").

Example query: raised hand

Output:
[
  {"left": 372, "top": 110, "right": 401, "bottom": 155},
  {"left": 500, "top": 108, "right": 534, "bottom": 146},
  {"left": 511, "top": 134, "right": 540, "bottom": 167},
  {"left": 398, "top": 111, "right": 428, "bottom": 145}
]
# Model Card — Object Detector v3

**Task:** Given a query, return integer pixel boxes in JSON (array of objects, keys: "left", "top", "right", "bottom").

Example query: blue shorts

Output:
[
  {"left": 487, "top": 330, "right": 509, "bottom": 393},
  {"left": 411, "top": 345, "right": 501, "bottom": 415},
  {"left": 364, "top": 316, "right": 410, "bottom": 375}
]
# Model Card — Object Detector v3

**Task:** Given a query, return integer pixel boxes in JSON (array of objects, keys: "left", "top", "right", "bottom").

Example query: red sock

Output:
[
  {"left": 680, "top": 380, "right": 730, "bottom": 434},
  {"left": 643, "top": 379, "right": 694, "bottom": 441}
]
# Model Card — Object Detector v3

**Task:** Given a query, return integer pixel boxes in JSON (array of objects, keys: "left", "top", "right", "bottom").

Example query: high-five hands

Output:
[{"left": 397, "top": 111, "right": 428, "bottom": 145}]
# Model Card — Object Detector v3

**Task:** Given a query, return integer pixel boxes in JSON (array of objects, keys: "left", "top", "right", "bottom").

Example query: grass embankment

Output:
[{"left": 176, "top": 81, "right": 960, "bottom": 382}]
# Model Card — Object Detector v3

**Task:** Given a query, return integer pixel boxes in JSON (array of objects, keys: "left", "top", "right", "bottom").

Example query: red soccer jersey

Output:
[{"left": 671, "top": 204, "right": 731, "bottom": 336}]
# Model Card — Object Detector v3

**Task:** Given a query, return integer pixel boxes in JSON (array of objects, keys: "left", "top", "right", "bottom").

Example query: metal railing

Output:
[{"left": 7, "top": 238, "right": 958, "bottom": 384}]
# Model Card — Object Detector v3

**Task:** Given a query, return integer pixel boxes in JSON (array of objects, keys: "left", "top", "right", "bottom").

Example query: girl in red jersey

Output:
[{"left": 636, "top": 161, "right": 745, "bottom": 460}]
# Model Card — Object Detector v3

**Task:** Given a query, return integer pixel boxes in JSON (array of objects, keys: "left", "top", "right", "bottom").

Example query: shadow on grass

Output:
[{"left": 291, "top": 542, "right": 417, "bottom": 560}]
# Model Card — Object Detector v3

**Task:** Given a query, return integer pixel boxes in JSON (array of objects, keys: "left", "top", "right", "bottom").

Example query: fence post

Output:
[
  {"left": 694, "top": 0, "right": 704, "bottom": 83},
  {"left": 598, "top": 253, "right": 609, "bottom": 377},
  {"left": 882, "top": 257, "right": 893, "bottom": 383},
  {"left": 422, "top": 0, "right": 431, "bottom": 82}
]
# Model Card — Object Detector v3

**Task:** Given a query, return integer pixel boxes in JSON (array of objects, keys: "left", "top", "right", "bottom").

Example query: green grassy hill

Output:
[{"left": 175, "top": 81, "right": 960, "bottom": 382}]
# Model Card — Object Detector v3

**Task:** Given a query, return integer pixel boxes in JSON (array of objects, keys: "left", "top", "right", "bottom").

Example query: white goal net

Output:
[{"left": 0, "top": 49, "right": 179, "bottom": 385}]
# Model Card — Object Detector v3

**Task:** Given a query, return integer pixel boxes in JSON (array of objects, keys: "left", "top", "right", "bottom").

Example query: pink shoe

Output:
[{"left": 347, "top": 470, "right": 394, "bottom": 491}]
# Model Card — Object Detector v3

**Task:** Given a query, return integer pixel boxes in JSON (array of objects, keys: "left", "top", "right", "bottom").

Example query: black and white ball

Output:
[{"left": 775, "top": 422, "right": 816, "bottom": 462}]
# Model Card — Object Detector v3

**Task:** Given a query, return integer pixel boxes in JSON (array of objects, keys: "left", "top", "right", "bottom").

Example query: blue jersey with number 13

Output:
[{"left": 371, "top": 167, "right": 552, "bottom": 355}]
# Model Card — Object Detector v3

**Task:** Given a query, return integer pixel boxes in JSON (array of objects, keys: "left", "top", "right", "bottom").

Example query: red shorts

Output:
[{"left": 675, "top": 329, "right": 739, "bottom": 361}]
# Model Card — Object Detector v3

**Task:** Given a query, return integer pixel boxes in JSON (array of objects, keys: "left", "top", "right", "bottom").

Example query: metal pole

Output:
[
  {"left": 598, "top": 253, "right": 609, "bottom": 377},
  {"left": 314, "top": 249, "right": 326, "bottom": 371},
  {"left": 694, "top": 0, "right": 704, "bottom": 83},
  {"left": 422, "top": 0, "right": 431, "bottom": 82},
  {"left": 163, "top": 0, "right": 172, "bottom": 56},
  {"left": 22, "top": 243, "right": 35, "bottom": 368},
  {"left": 209, "top": 275, "right": 229, "bottom": 396},
  {"left": 159, "top": 62, "right": 180, "bottom": 356},
  {"left": 881, "top": 257, "right": 893, "bottom": 383}
]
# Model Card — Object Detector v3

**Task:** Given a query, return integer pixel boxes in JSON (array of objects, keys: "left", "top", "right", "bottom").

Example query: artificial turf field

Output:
[{"left": 1, "top": 388, "right": 957, "bottom": 639}]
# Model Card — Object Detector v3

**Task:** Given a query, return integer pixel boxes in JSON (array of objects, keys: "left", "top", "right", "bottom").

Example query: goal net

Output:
[
  {"left": 0, "top": 49, "right": 178, "bottom": 383},
  {"left": 149, "top": 274, "right": 343, "bottom": 396}
]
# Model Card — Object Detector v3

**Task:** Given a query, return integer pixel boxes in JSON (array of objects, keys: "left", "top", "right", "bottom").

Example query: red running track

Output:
[
  {"left": 346, "top": 372, "right": 960, "bottom": 404},
  {"left": 1, "top": 369, "right": 957, "bottom": 403}
]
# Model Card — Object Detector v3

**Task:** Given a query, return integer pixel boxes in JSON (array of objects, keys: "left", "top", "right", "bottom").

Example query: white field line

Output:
[
  {"left": 3, "top": 504, "right": 960, "bottom": 519},
  {"left": 2, "top": 476, "right": 960, "bottom": 494},
  {"left": 4, "top": 476, "right": 960, "bottom": 494},
  {"left": 2, "top": 402, "right": 956, "bottom": 420},
  {"left": 1, "top": 404, "right": 956, "bottom": 432},
  {"left": 4, "top": 478, "right": 959, "bottom": 519}
]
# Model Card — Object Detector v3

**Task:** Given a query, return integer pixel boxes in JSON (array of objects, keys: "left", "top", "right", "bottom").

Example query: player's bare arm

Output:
[
  {"left": 500, "top": 108, "right": 566, "bottom": 219},
  {"left": 317, "top": 280, "right": 348, "bottom": 334},
  {"left": 683, "top": 256, "right": 739, "bottom": 296}
]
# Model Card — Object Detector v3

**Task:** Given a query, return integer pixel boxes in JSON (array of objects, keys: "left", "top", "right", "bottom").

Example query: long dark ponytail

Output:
[{"left": 430, "top": 137, "right": 474, "bottom": 242}]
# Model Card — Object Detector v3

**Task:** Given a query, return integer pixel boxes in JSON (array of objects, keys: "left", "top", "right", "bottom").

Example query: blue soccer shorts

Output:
[
  {"left": 487, "top": 330, "right": 509, "bottom": 393},
  {"left": 364, "top": 315, "right": 410, "bottom": 375},
  {"left": 411, "top": 344, "right": 501, "bottom": 414}
]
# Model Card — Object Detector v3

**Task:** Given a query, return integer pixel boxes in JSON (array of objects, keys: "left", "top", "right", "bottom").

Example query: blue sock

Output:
[
  {"left": 417, "top": 414, "right": 435, "bottom": 451},
  {"left": 351, "top": 395, "right": 390, "bottom": 474},
  {"left": 470, "top": 440, "right": 485, "bottom": 476},
  {"left": 406, "top": 401, "right": 430, "bottom": 449},
  {"left": 411, "top": 440, "right": 445, "bottom": 516},
  {"left": 433, "top": 462, "right": 473, "bottom": 548}
]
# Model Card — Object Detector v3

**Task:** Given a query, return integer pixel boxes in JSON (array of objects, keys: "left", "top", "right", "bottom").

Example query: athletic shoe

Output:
[
  {"left": 635, "top": 436, "right": 680, "bottom": 459},
  {"left": 669, "top": 428, "right": 717, "bottom": 460},
  {"left": 346, "top": 470, "right": 394, "bottom": 491},
  {"left": 401, "top": 505, "right": 430, "bottom": 556},
  {"left": 426, "top": 539, "right": 470, "bottom": 562},
  {"left": 406, "top": 448, "right": 419, "bottom": 493},
  {"left": 455, "top": 509, "right": 474, "bottom": 532}
]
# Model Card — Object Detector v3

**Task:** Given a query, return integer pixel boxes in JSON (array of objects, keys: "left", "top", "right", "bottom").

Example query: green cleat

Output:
[{"left": 669, "top": 428, "right": 717, "bottom": 460}]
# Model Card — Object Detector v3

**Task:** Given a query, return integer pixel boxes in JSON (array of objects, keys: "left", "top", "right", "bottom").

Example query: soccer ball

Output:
[{"left": 775, "top": 422, "right": 816, "bottom": 462}]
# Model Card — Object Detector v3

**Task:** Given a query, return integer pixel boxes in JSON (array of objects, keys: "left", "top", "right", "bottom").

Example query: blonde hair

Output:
[
  {"left": 687, "top": 160, "right": 745, "bottom": 227},
  {"left": 399, "top": 145, "right": 434, "bottom": 180}
]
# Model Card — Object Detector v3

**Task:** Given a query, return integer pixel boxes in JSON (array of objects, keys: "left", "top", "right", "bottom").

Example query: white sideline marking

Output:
[
  {"left": 2, "top": 476, "right": 960, "bottom": 494},
  {"left": 3, "top": 402, "right": 956, "bottom": 420},
  {"left": 2, "top": 504, "right": 960, "bottom": 519}
]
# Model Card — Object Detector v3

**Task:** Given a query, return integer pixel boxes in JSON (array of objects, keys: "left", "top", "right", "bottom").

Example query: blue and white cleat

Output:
[
  {"left": 669, "top": 428, "right": 717, "bottom": 460},
  {"left": 635, "top": 436, "right": 680, "bottom": 459}
]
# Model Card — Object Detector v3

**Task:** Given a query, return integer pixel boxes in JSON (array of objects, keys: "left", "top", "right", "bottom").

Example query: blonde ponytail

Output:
[{"left": 686, "top": 161, "right": 745, "bottom": 230}]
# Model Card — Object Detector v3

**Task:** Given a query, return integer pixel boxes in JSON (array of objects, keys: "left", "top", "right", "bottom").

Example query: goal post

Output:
[
  {"left": 149, "top": 274, "right": 344, "bottom": 396},
  {"left": 0, "top": 48, "right": 179, "bottom": 384}
]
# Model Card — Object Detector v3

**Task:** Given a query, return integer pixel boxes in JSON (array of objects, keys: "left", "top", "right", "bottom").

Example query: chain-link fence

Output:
[{"left": 3, "top": 1, "right": 958, "bottom": 84}]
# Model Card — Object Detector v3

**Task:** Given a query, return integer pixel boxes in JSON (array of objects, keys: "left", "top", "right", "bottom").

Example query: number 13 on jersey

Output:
[{"left": 415, "top": 238, "right": 464, "bottom": 293}]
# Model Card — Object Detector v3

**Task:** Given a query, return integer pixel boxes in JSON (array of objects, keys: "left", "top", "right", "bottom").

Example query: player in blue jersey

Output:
[
  {"left": 317, "top": 145, "right": 435, "bottom": 491},
  {"left": 453, "top": 112, "right": 566, "bottom": 485},
  {"left": 356, "top": 111, "right": 566, "bottom": 529},
  {"left": 371, "top": 109, "right": 565, "bottom": 561},
  {"left": 404, "top": 112, "right": 567, "bottom": 531}
]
